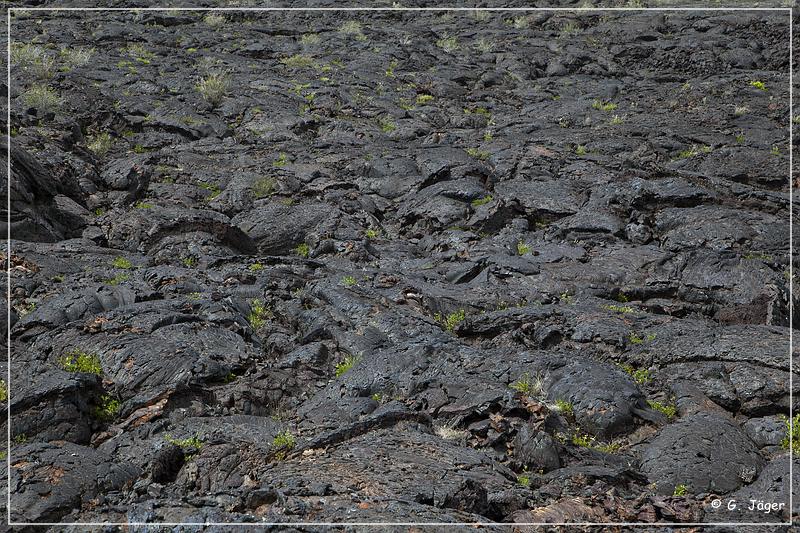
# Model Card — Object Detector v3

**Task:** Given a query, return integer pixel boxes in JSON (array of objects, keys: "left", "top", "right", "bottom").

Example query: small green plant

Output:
[
  {"left": 475, "top": 37, "right": 494, "bottom": 53},
  {"left": 517, "top": 242, "right": 531, "bottom": 256},
  {"left": 629, "top": 333, "right": 643, "bottom": 345},
  {"left": 335, "top": 354, "right": 358, "bottom": 377},
  {"left": 198, "top": 181, "right": 221, "bottom": 200},
  {"left": 273, "top": 152, "right": 288, "bottom": 167},
  {"left": 23, "top": 84, "right": 62, "bottom": 114},
  {"left": 510, "top": 372, "right": 542, "bottom": 397},
  {"left": 371, "top": 392, "right": 383, "bottom": 402},
  {"left": 249, "top": 263, "right": 264, "bottom": 272},
  {"left": 553, "top": 399, "right": 573, "bottom": 416},
  {"left": 603, "top": 304, "right": 634, "bottom": 314},
  {"left": 735, "top": 132, "right": 745, "bottom": 143},
  {"left": 749, "top": 80, "right": 767, "bottom": 91},
  {"left": 771, "top": 145, "right": 780, "bottom": 156},
  {"left": 126, "top": 43, "right": 155, "bottom": 64},
  {"left": 575, "top": 145, "right": 587, "bottom": 155},
  {"left": 272, "top": 430, "right": 296, "bottom": 459},
  {"left": 436, "top": 35, "right": 459, "bottom": 53},
  {"left": 301, "top": 33, "right": 321, "bottom": 46},
  {"left": 572, "top": 432, "right": 594, "bottom": 448},
  {"left": 592, "top": 99, "right": 617, "bottom": 112},
  {"left": 379, "top": 117, "right": 396, "bottom": 133},
  {"left": 365, "top": 228, "right": 380, "bottom": 239},
  {"left": 252, "top": 176, "right": 275, "bottom": 199},
  {"left": 11, "top": 43, "right": 54, "bottom": 78},
  {"left": 87, "top": 132, "right": 114, "bottom": 156},
  {"left": 196, "top": 73, "right": 230, "bottom": 107},
  {"left": 673, "top": 484, "right": 688, "bottom": 496},
  {"left": 93, "top": 394, "right": 121, "bottom": 421},
  {"left": 111, "top": 256, "right": 132, "bottom": 269},
  {"left": 182, "top": 256, "right": 197, "bottom": 268},
  {"left": 465, "top": 147, "right": 490, "bottom": 160},
  {"left": 165, "top": 434, "right": 204, "bottom": 460},
  {"left": 13, "top": 434, "right": 27, "bottom": 445},
  {"left": 780, "top": 413, "right": 800, "bottom": 453},
  {"left": 647, "top": 399, "right": 676, "bottom": 420},
  {"left": 106, "top": 273, "right": 130, "bottom": 286},
  {"left": 339, "top": 20, "right": 366, "bottom": 40},
  {"left": 676, "top": 145, "right": 711, "bottom": 159},
  {"left": 0, "top": 379, "right": 7, "bottom": 402},
  {"left": 134, "top": 201, "right": 153, "bottom": 209},
  {"left": 471, "top": 195, "right": 493, "bottom": 207},
  {"left": 517, "top": 469, "right": 531, "bottom": 487},
  {"left": 609, "top": 114, "right": 624, "bottom": 125},
  {"left": 59, "top": 349, "right": 103, "bottom": 375},
  {"left": 483, "top": 131, "right": 493, "bottom": 141},
  {"left": 203, "top": 13, "right": 226, "bottom": 26},
  {"left": 341, "top": 276, "right": 357, "bottom": 287},
  {"left": 248, "top": 299, "right": 270, "bottom": 329},
  {"left": 619, "top": 363, "right": 651, "bottom": 385},
  {"left": 434, "top": 309, "right": 466, "bottom": 332},
  {"left": 559, "top": 291, "right": 574, "bottom": 304},
  {"left": 294, "top": 243, "right": 310, "bottom": 258},
  {"left": 734, "top": 105, "right": 749, "bottom": 116},
  {"left": 280, "top": 54, "right": 316, "bottom": 69},
  {"left": 416, "top": 94, "right": 434, "bottom": 105}
]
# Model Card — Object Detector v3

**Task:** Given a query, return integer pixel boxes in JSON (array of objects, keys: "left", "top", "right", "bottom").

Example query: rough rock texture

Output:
[{"left": 2, "top": 2, "right": 797, "bottom": 528}]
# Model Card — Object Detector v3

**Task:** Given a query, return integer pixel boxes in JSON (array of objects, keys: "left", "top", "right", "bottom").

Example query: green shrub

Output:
[
  {"left": 106, "top": 273, "right": 130, "bottom": 286},
  {"left": 553, "top": 399, "right": 573, "bottom": 416},
  {"left": 60, "top": 350, "right": 103, "bottom": 375},
  {"left": 196, "top": 73, "right": 230, "bottom": 106},
  {"left": 165, "top": 434, "right": 203, "bottom": 460},
  {"left": 272, "top": 430, "right": 296, "bottom": 459},
  {"left": 111, "top": 256, "right": 132, "bottom": 269},
  {"left": 294, "top": 243, "right": 310, "bottom": 258},
  {"left": 379, "top": 117, "right": 396, "bottom": 133},
  {"left": 93, "top": 394, "right": 121, "bottom": 421},
  {"left": 592, "top": 99, "right": 617, "bottom": 112},
  {"left": 434, "top": 309, "right": 465, "bottom": 332},
  {"left": 273, "top": 152, "right": 288, "bottom": 167},
  {"left": 471, "top": 195, "right": 493, "bottom": 207},
  {"left": 248, "top": 299, "right": 270, "bottom": 329},
  {"left": 280, "top": 54, "right": 316, "bottom": 69},
  {"left": 673, "top": 484, "right": 688, "bottom": 496},
  {"left": 647, "top": 399, "right": 676, "bottom": 420},
  {"left": 203, "top": 13, "right": 226, "bottom": 26},
  {"left": 465, "top": 147, "right": 489, "bottom": 160},
  {"left": 749, "top": 80, "right": 767, "bottom": 91},
  {"left": 341, "top": 276, "right": 357, "bottom": 287},
  {"left": 780, "top": 414, "right": 800, "bottom": 453},
  {"left": 339, "top": 21, "right": 366, "bottom": 40},
  {"left": 509, "top": 372, "right": 542, "bottom": 397},
  {"left": 416, "top": 94, "right": 434, "bottom": 105},
  {"left": 11, "top": 43, "right": 54, "bottom": 79},
  {"left": 0, "top": 380, "right": 7, "bottom": 402},
  {"left": 87, "top": 132, "right": 114, "bottom": 156},
  {"left": 517, "top": 242, "right": 531, "bottom": 255},
  {"left": 59, "top": 46, "right": 94, "bottom": 68},
  {"left": 249, "top": 263, "right": 264, "bottom": 272},
  {"left": 603, "top": 304, "right": 634, "bottom": 314},
  {"left": 23, "top": 84, "right": 62, "bottom": 114},
  {"left": 252, "top": 176, "right": 275, "bottom": 199},
  {"left": 436, "top": 35, "right": 459, "bottom": 53},
  {"left": 335, "top": 354, "right": 358, "bottom": 377},
  {"left": 198, "top": 181, "right": 221, "bottom": 200}
]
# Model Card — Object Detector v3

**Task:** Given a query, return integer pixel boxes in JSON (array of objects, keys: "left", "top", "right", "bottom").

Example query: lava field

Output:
[{"left": 2, "top": 3, "right": 798, "bottom": 530}]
